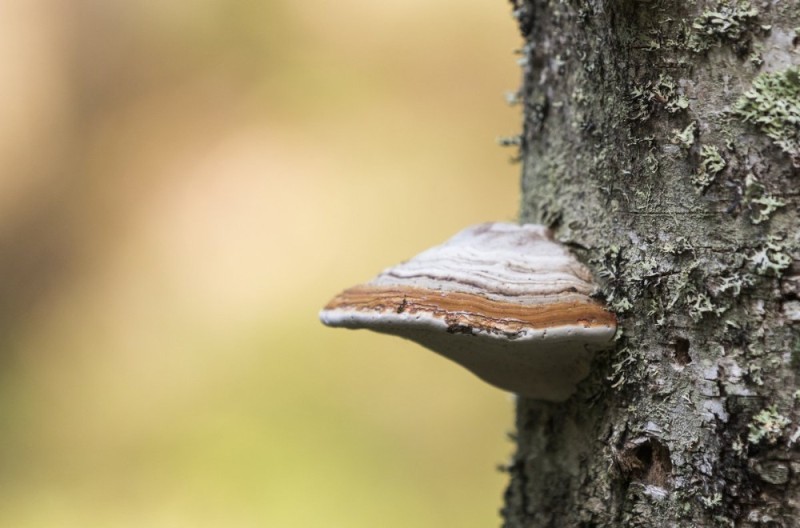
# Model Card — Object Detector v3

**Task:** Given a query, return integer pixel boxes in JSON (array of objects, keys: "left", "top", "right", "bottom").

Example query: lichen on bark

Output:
[
  {"left": 502, "top": 0, "right": 800, "bottom": 526},
  {"left": 734, "top": 66, "right": 800, "bottom": 167}
]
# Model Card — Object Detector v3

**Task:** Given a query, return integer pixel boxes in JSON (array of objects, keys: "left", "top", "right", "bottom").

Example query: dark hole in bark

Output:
[
  {"left": 618, "top": 439, "right": 673, "bottom": 489},
  {"left": 673, "top": 337, "right": 691, "bottom": 365}
]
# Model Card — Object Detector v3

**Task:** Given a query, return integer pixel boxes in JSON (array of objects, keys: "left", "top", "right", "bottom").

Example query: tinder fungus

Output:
[{"left": 320, "top": 223, "right": 616, "bottom": 401}]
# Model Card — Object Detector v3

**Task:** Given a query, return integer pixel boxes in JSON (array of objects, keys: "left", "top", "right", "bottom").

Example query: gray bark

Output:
[{"left": 501, "top": 0, "right": 800, "bottom": 526}]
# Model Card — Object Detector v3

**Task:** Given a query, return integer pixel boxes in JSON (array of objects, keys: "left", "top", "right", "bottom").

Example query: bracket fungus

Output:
[{"left": 320, "top": 223, "right": 617, "bottom": 401}]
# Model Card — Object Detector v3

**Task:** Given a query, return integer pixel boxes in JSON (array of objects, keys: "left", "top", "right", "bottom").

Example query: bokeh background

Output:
[{"left": 0, "top": 2, "right": 522, "bottom": 526}]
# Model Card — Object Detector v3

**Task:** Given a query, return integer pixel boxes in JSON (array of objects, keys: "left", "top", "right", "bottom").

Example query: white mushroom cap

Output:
[{"left": 320, "top": 222, "right": 617, "bottom": 401}]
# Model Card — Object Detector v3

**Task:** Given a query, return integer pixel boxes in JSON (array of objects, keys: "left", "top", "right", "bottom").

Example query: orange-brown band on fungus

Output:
[{"left": 324, "top": 285, "right": 616, "bottom": 335}]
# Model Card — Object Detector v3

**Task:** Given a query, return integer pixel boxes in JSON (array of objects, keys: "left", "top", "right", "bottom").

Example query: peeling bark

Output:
[{"left": 502, "top": 1, "right": 800, "bottom": 526}]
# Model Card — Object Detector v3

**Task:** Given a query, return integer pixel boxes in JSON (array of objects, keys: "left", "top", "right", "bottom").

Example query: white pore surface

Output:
[
  {"left": 320, "top": 306, "right": 602, "bottom": 401},
  {"left": 370, "top": 222, "right": 595, "bottom": 303}
]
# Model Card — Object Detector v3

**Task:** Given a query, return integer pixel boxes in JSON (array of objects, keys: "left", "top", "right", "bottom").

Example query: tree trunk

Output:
[{"left": 501, "top": 1, "right": 800, "bottom": 526}]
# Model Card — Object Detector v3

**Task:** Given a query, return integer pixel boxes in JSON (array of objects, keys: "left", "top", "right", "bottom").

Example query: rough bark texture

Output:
[{"left": 501, "top": 1, "right": 800, "bottom": 526}]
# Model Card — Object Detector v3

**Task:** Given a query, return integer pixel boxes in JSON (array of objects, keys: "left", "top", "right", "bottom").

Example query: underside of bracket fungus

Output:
[{"left": 320, "top": 222, "right": 617, "bottom": 401}]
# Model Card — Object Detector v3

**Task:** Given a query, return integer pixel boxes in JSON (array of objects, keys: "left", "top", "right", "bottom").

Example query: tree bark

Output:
[{"left": 501, "top": 1, "right": 800, "bottom": 526}]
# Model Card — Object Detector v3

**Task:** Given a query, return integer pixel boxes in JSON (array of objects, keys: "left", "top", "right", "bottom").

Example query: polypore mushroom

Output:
[{"left": 320, "top": 222, "right": 616, "bottom": 401}]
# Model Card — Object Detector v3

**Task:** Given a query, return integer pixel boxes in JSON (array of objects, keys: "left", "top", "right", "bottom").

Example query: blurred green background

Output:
[{"left": 0, "top": 1, "right": 522, "bottom": 526}]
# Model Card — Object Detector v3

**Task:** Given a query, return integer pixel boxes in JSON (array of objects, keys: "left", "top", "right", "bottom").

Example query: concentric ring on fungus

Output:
[{"left": 320, "top": 222, "right": 617, "bottom": 401}]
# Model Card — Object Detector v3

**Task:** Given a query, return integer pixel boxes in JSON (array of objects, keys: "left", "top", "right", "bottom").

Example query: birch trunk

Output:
[{"left": 501, "top": 1, "right": 800, "bottom": 526}]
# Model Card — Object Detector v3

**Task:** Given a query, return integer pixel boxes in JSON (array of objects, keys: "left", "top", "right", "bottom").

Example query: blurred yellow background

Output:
[{"left": 0, "top": 1, "right": 522, "bottom": 526}]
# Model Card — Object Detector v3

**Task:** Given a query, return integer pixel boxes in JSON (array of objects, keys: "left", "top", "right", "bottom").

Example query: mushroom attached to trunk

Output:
[{"left": 320, "top": 222, "right": 616, "bottom": 401}]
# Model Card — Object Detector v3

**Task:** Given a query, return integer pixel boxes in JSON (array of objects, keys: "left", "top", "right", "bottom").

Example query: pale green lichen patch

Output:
[
  {"left": 749, "top": 236, "right": 792, "bottom": 276},
  {"left": 594, "top": 245, "right": 628, "bottom": 310},
  {"left": 716, "top": 273, "right": 753, "bottom": 297},
  {"left": 692, "top": 145, "right": 726, "bottom": 188},
  {"left": 748, "top": 44, "right": 764, "bottom": 67},
  {"left": 734, "top": 67, "right": 800, "bottom": 167},
  {"left": 690, "top": 1, "right": 759, "bottom": 51},
  {"left": 744, "top": 173, "right": 784, "bottom": 225},
  {"left": 672, "top": 121, "right": 697, "bottom": 150},
  {"left": 747, "top": 406, "right": 791, "bottom": 445},
  {"left": 685, "top": 291, "right": 720, "bottom": 321},
  {"left": 607, "top": 346, "right": 634, "bottom": 390},
  {"left": 699, "top": 493, "right": 723, "bottom": 509}
]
